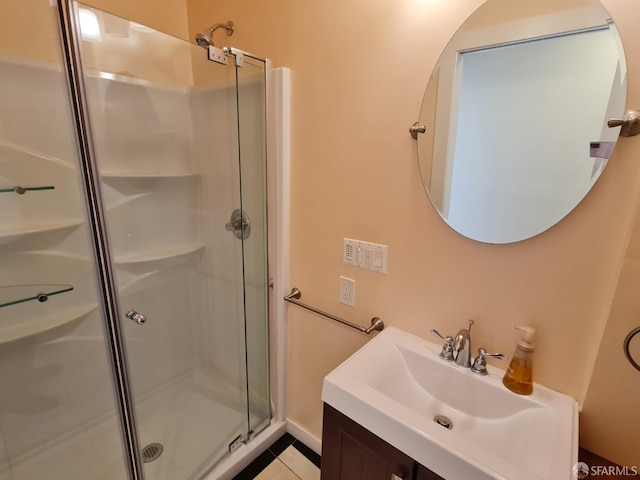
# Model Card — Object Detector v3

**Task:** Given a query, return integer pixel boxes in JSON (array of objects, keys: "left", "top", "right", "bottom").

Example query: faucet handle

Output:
[
  {"left": 471, "top": 347, "right": 506, "bottom": 375},
  {"left": 430, "top": 329, "right": 455, "bottom": 362}
]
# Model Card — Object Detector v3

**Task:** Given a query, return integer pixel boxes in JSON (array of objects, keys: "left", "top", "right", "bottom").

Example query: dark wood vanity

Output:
[
  {"left": 321, "top": 404, "right": 444, "bottom": 480},
  {"left": 321, "top": 402, "right": 625, "bottom": 480}
]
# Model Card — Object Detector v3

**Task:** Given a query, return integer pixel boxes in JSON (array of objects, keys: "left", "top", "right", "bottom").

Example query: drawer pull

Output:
[{"left": 391, "top": 474, "right": 404, "bottom": 480}]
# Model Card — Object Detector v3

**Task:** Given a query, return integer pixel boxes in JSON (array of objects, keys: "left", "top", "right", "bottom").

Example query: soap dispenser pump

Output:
[{"left": 502, "top": 326, "right": 536, "bottom": 395}]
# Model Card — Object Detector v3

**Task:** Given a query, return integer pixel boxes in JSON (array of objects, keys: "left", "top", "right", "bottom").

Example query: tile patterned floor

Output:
[
  {"left": 232, "top": 438, "right": 616, "bottom": 480},
  {"left": 233, "top": 433, "right": 320, "bottom": 480}
]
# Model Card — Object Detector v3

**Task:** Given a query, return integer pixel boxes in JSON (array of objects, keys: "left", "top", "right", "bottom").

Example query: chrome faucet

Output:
[
  {"left": 432, "top": 319, "right": 506, "bottom": 374},
  {"left": 453, "top": 319, "right": 474, "bottom": 368},
  {"left": 431, "top": 319, "right": 474, "bottom": 367}
]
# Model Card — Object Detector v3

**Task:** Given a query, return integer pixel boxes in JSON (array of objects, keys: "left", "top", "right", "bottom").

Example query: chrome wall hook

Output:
[
  {"left": 608, "top": 110, "right": 640, "bottom": 137},
  {"left": 409, "top": 122, "right": 426, "bottom": 140}
]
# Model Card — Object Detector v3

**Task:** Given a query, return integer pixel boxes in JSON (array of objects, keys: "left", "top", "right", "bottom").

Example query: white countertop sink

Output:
[{"left": 321, "top": 327, "right": 579, "bottom": 480}]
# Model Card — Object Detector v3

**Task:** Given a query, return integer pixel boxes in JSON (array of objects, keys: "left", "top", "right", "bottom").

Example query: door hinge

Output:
[
  {"left": 207, "top": 45, "right": 228, "bottom": 65},
  {"left": 228, "top": 431, "right": 253, "bottom": 454},
  {"left": 230, "top": 47, "right": 245, "bottom": 67}
]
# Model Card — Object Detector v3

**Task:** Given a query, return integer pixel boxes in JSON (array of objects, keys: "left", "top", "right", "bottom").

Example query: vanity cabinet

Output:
[{"left": 321, "top": 404, "right": 444, "bottom": 480}]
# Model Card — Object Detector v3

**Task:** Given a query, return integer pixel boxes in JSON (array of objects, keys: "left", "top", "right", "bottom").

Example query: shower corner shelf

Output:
[
  {"left": 0, "top": 284, "right": 74, "bottom": 309},
  {"left": 100, "top": 171, "right": 201, "bottom": 180},
  {"left": 0, "top": 218, "right": 84, "bottom": 241},
  {"left": 0, "top": 303, "right": 98, "bottom": 346},
  {"left": 114, "top": 243, "right": 206, "bottom": 272}
]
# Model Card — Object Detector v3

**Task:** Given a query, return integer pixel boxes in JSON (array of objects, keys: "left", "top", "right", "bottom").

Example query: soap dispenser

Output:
[{"left": 502, "top": 326, "right": 535, "bottom": 395}]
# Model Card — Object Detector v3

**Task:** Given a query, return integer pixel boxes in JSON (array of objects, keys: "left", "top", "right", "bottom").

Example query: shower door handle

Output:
[{"left": 125, "top": 309, "right": 147, "bottom": 325}]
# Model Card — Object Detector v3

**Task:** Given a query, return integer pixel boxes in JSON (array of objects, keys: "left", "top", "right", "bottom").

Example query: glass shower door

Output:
[
  {"left": 70, "top": 5, "right": 269, "bottom": 479},
  {"left": 0, "top": 2, "right": 130, "bottom": 480},
  {"left": 234, "top": 56, "right": 270, "bottom": 438}
]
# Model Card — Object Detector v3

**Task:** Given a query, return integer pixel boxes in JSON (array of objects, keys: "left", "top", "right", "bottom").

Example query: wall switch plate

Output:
[
  {"left": 339, "top": 276, "right": 355, "bottom": 307},
  {"left": 343, "top": 238, "right": 388, "bottom": 273}
]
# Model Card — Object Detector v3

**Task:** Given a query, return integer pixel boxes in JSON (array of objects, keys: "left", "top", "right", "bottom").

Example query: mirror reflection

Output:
[{"left": 417, "top": 0, "right": 627, "bottom": 244}]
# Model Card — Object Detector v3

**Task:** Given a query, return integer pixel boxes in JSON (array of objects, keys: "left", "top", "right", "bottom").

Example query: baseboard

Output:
[{"left": 286, "top": 418, "right": 322, "bottom": 456}]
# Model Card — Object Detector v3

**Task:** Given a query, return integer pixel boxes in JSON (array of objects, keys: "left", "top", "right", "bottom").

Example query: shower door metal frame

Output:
[{"left": 55, "top": 1, "right": 146, "bottom": 479}]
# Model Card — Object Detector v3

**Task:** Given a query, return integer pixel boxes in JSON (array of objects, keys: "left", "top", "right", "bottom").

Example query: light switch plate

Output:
[{"left": 343, "top": 238, "right": 388, "bottom": 273}]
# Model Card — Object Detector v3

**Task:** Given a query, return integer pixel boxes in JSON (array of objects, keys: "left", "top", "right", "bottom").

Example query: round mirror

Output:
[{"left": 417, "top": 0, "right": 627, "bottom": 244}]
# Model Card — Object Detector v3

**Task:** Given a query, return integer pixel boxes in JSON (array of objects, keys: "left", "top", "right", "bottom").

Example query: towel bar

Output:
[{"left": 284, "top": 287, "right": 384, "bottom": 334}]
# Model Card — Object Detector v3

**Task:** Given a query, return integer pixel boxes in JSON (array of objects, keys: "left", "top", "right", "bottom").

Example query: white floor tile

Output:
[
  {"left": 255, "top": 459, "right": 301, "bottom": 480},
  {"left": 278, "top": 446, "right": 320, "bottom": 480}
]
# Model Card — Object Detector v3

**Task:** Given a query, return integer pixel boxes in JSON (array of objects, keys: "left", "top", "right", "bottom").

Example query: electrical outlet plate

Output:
[
  {"left": 343, "top": 238, "right": 388, "bottom": 273},
  {"left": 339, "top": 276, "right": 355, "bottom": 307}
]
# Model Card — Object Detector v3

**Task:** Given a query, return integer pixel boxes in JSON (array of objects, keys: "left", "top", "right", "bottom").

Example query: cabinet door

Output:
[
  {"left": 321, "top": 404, "right": 415, "bottom": 480},
  {"left": 415, "top": 463, "right": 445, "bottom": 480}
]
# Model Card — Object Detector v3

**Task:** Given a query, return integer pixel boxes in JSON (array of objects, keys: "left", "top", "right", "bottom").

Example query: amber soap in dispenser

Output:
[{"left": 502, "top": 326, "right": 536, "bottom": 395}]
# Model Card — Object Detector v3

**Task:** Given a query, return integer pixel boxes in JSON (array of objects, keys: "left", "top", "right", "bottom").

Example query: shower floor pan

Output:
[{"left": 0, "top": 367, "right": 261, "bottom": 480}]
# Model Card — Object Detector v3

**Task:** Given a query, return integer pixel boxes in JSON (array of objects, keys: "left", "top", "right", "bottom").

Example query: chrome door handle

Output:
[{"left": 126, "top": 309, "right": 147, "bottom": 325}]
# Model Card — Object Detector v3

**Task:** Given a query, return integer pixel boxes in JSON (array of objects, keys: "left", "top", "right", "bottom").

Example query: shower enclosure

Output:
[{"left": 0, "top": 1, "right": 270, "bottom": 479}]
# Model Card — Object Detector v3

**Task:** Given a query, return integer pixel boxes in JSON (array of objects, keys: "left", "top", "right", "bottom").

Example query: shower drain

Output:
[{"left": 142, "top": 443, "right": 163, "bottom": 463}]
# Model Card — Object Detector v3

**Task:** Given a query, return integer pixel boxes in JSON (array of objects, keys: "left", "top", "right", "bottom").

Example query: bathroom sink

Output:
[{"left": 322, "top": 327, "right": 578, "bottom": 480}]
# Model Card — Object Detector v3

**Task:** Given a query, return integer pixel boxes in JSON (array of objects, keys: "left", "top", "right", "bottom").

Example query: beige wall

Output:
[
  {"left": 186, "top": 0, "right": 640, "bottom": 465},
  {"left": 0, "top": 0, "right": 64, "bottom": 61},
  {"left": 77, "top": 8, "right": 193, "bottom": 87},
  {"left": 81, "top": 0, "right": 192, "bottom": 86},
  {"left": 0, "top": 0, "right": 189, "bottom": 63},
  {"left": 82, "top": 0, "right": 189, "bottom": 40},
  {"left": 462, "top": 0, "right": 592, "bottom": 31},
  {"left": 581, "top": 200, "right": 640, "bottom": 465}
]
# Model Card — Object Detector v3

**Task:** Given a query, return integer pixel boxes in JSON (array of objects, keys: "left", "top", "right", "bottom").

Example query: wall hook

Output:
[
  {"left": 608, "top": 110, "right": 640, "bottom": 137},
  {"left": 409, "top": 122, "right": 426, "bottom": 140}
]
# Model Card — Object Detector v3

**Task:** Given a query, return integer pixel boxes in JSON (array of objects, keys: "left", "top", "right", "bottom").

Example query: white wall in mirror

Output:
[{"left": 446, "top": 28, "right": 624, "bottom": 242}]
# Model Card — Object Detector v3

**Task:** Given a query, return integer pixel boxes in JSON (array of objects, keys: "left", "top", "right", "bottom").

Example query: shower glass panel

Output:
[
  {"left": 0, "top": 2, "right": 127, "bottom": 479},
  {"left": 74, "top": 5, "right": 270, "bottom": 479},
  {"left": 235, "top": 58, "right": 270, "bottom": 436}
]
